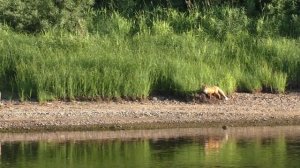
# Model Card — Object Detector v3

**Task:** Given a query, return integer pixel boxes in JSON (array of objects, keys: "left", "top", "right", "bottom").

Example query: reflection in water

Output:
[
  {"left": 204, "top": 134, "right": 228, "bottom": 155},
  {"left": 0, "top": 127, "right": 300, "bottom": 168}
]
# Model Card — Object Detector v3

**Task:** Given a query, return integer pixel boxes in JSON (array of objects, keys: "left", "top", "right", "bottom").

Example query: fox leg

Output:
[
  {"left": 215, "top": 92, "right": 221, "bottom": 99},
  {"left": 208, "top": 93, "right": 212, "bottom": 99}
]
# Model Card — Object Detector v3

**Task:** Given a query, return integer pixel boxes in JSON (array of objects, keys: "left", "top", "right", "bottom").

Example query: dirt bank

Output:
[{"left": 0, "top": 92, "right": 299, "bottom": 132}]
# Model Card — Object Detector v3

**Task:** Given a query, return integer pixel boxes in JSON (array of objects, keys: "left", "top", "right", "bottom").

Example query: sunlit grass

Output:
[{"left": 0, "top": 8, "right": 299, "bottom": 101}]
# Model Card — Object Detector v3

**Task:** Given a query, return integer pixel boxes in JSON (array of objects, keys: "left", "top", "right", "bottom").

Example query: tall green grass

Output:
[{"left": 0, "top": 7, "right": 299, "bottom": 101}]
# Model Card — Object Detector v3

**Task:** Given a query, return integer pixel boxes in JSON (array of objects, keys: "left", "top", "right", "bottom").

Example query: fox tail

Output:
[{"left": 218, "top": 89, "right": 229, "bottom": 100}]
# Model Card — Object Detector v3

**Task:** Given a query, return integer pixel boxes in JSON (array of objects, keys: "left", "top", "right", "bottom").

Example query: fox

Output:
[{"left": 202, "top": 85, "right": 229, "bottom": 100}]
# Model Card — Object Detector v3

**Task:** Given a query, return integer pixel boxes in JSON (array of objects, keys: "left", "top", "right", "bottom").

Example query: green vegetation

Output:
[
  {"left": 0, "top": 0, "right": 299, "bottom": 101},
  {"left": 1, "top": 135, "right": 299, "bottom": 168}
]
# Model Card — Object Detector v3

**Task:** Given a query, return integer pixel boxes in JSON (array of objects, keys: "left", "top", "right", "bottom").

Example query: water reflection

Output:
[
  {"left": 204, "top": 134, "right": 228, "bottom": 155},
  {"left": 0, "top": 126, "right": 300, "bottom": 168}
]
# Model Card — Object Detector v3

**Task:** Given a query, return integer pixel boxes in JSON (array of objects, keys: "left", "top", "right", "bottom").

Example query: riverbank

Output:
[
  {"left": 0, "top": 92, "right": 299, "bottom": 132},
  {"left": 1, "top": 126, "right": 300, "bottom": 142}
]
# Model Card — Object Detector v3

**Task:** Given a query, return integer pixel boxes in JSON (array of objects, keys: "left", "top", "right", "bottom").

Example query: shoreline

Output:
[
  {"left": 1, "top": 126, "right": 300, "bottom": 142},
  {"left": 0, "top": 92, "right": 299, "bottom": 132}
]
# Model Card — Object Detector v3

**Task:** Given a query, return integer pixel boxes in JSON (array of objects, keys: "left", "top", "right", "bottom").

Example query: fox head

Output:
[{"left": 202, "top": 85, "right": 209, "bottom": 93}]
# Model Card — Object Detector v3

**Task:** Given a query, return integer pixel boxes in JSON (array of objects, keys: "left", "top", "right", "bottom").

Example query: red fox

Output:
[{"left": 202, "top": 85, "right": 229, "bottom": 100}]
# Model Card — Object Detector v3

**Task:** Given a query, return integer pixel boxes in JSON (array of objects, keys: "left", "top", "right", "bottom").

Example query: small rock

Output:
[
  {"left": 222, "top": 125, "right": 228, "bottom": 130},
  {"left": 152, "top": 97, "right": 158, "bottom": 101}
]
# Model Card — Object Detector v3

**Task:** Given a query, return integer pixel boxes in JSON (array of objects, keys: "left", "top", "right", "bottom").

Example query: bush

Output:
[
  {"left": 0, "top": 0, "right": 94, "bottom": 33},
  {"left": 259, "top": 0, "right": 300, "bottom": 37}
]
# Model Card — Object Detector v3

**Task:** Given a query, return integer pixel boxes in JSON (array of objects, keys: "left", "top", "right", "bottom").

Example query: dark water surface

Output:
[{"left": 0, "top": 126, "right": 300, "bottom": 168}]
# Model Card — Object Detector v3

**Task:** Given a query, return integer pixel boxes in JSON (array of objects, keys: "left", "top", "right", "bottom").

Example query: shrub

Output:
[{"left": 0, "top": 0, "right": 94, "bottom": 33}]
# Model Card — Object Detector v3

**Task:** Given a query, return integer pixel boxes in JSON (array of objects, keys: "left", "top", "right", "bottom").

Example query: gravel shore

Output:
[{"left": 0, "top": 92, "right": 299, "bottom": 132}]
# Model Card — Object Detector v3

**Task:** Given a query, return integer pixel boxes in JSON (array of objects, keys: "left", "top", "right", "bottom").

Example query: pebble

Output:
[
  {"left": 152, "top": 97, "right": 158, "bottom": 101},
  {"left": 222, "top": 125, "right": 228, "bottom": 130}
]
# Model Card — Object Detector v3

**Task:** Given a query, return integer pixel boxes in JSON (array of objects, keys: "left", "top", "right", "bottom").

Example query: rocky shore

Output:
[{"left": 0, "top": 92, "right": 299, "bottom": 132}]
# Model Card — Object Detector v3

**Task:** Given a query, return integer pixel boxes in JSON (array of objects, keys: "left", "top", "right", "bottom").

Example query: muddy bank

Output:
[{"left": 0, "top": 92, "right": 299, "bottom": 132}]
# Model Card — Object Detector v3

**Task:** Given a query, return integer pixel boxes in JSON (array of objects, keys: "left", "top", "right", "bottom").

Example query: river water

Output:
[{"left": 0, "top": 126, "right": 300, "bottom": 168}]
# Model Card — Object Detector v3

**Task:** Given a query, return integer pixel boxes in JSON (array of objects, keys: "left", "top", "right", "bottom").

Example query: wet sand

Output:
[{"left": 0, "top": 92, "right": 299, "bottom": 132}]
